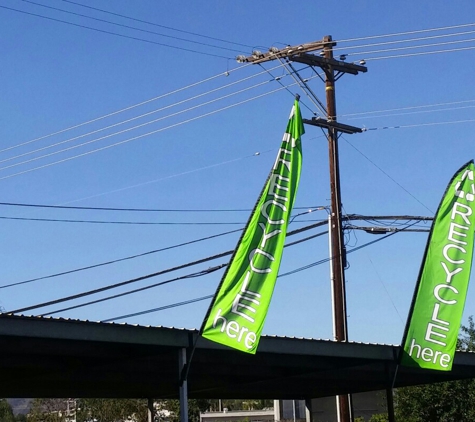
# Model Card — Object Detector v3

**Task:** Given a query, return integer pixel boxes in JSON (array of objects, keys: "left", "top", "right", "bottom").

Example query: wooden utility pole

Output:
[
  {"left": 325, "top": 34, "right": 351, "bottom": 421},
  {"left": 238, "top": 36, "right": 367, "bottom": 422}
]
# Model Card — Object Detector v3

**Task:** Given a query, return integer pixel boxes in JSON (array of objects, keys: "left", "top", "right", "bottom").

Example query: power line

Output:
[
  {"left": 20, "top": 0, "right": 246, "bottom": 54},
  {"left": 2, "top": 215, "right": 325, "bottom": 291},
  {"left": 40, "top": 264, "right": 227, "bottom": 317},
  {"left": 0, "top": 78, "right": 311, "bottom": 181},
  {"left": 278, "top": 59, "right": 327, "bottom": 116},
  {"left": 6, "top": 221, "right": 328, "bottom": 314},
  {"left": 8, "top": 251, "right": 234, "bottom": 315},
  {"left": 0, "top": 4, "right": 232, "bottom": 59},
  {"left": 336, "top": 22, "right": 475, "bottom": 43},
  {"left": 336, "top": 29, "right": 475, "bottom": 53},
  {"left": 340, "top": 99, "right": 475, "bottom": 118},
  {"left": 57, "top": 150, "right": 274, "bottom": 205},
  {"left": 364, "top": 118, "right": 475, "bottom": 130},
  {"left": 0, "top": 78, "right": 273, "bottom": 173},
  {"left": 347, "top": 105, "right": 475, "bottom": 121},
  {"left": 0, "top": 227, "right": 242, "bottom": 290},
  {"left": 60, "top": 0, "right": 254, "bottom": 49},
  {"left": 42, "top": 231, "right": 330, "bottom": 317},
  {"left": 103, "top": 225, "right": 410, "bottom": 322},
  {"left": 0, "top": 64, "right": 285, "bottom": 166},
  {"left": 366, "top": 254, "right": 405, "bottom": 325},
  {"left": 346, "top": 215, "right": 433, "bottom": 223},
  {"left": 0, "top": 219, "right": 327, "bottom": 289},
  {"left": 0, "top": 69, "right": 248, "bottom": 155},
  {"left": 20, "top": 218, "right": 426, "bottom": 319},
  {"left": 0, "top": 211, "right": 323, "bottom": 226},
  {"left": 0, "top": 200, "right": 320, "bottom": 213},
  {"left": 364, "top": 45, "right": 475, "bottom": 61},
  {"left": 341, "top": 136, "right": 434, "bottom": 214},
  {"left": 101, "top": 294, "right": 214, "bottom": 323},
  {"left": 257, "top": 62, "right": 321, "bottom": 116},
  {"left": 345, "top": 37, "right": 475, "bottom": 58},
  {"left": 0, "top": 214, "right": 249, "bottom": 225},
  {"left": 347, "top": 224, "right": 430, "bottom": 233}
]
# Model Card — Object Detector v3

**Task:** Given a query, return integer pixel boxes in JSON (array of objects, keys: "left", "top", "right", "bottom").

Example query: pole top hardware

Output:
[
  {"left": 236, "top": 40, "right": 328, "bottom": 64},
  {"left": 236, "top": 36, "right": 367, "bottom": 76}
]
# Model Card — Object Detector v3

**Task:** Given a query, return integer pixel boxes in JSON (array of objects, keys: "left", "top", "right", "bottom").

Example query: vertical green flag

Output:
[
  {"left": 201, "top": 99, "right": 304, "bottom": 354},
  {"left": 401, "top": 160, "right": 475, "bottom": 370}
]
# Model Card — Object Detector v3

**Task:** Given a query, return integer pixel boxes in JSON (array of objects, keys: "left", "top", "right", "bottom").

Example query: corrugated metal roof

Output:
[{"left": 1, "top": 313, "right": 475, "bottom": 399}]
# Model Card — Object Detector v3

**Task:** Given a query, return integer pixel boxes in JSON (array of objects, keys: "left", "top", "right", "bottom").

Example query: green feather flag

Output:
[{"left": 201, "top": 99, "right": 304, "bottom": 354}]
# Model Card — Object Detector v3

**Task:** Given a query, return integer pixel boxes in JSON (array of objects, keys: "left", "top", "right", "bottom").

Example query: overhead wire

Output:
[
  {"left": 101, "top": 294, "right": 214, "bottom": 323},
  {"left": 104, "top": 223, "right": 412, "bottom": 322},
  {"left": 0, "top": 207, "right": 323, "bottom": 225},
  {"left": 363, "top": 45, "right": 475, "bottom": 61},
  {"left": 0, "top": 77, "right": 274, "bottom": 172},
  {"left": 3, "top": 24, "right": 473, "bottom": 176},
  {"left": 60, "top": 0, "right": 254, "bottom": 49},
  {"left": 340, "top": 135, "right": 434, "bottom": 214},
  {"left": 0, "top": 75, "right": 318, "bottom": 181},
  {"left": 364, "top": 118, "right": 475, "bottom": 131},
  {"left": 0, "top": 215, "right": 248, "bottom": 225},
  {"left": 278, "top": 58, "right": 327, "bottom": 116},
  {"left": 365, "top": 254, "right": 405, "bottom": 325},
  {"left": 6, "top": 82, "right": 472, "bottom": 177},
  {"left": 41, "top": 231, "right": 330, "bottom": 317},
  {"left": 0, "top": 68, "right": 250, "bottom": 155},
  {"left": 256, "top": 63, "right": 318, "bottom": 116},
  {"left": 20, "top": 0, "right": 247, "bottom": 54},
  {"left": 8, "top": 250, "right": 236, "bottom": 315},
  {"left": 57, "top": 150, "right": 275, "bottom": 205},
  {"left": 6, "top": 220, "right": 328, "bottom": 315},
  {"left": 0, "top": 63, "right": 286, "bottom": 166},
  {"left": 346, "top": 104, "right": 475, "bottom": 121},
  {"left": 40, "top": 264, "right": 227, "bottom": 317},
  {"left": 345, "top": 37, "right": 475, "bottom": 58},
  {"left": 340, "top": 99, "right": 475, "bottom": 118},
  {"left": 0, "top": 200, "right": 321, "bottom": 213},
  {"left": 2, "top": 21, "right": 474, "bottom": 163},
  {"left": 0, "top": 5, "right": 232, "bottom": 59},
  {"left": 2, "top": 19, "right": 470, "bottom": 325},
  {"left": 335, "top": 29, "right": 475, "bottom": 52},
  {"left": 2, "top": 211, "right": 326, "bottom": 292},
  {"left": 10, "top": 216, "right": 428, "bottom": 319},
  {"left": 0, "top": 227, "right": 243, "bottom": 290},
  {"left": 336, "top": 22, "right": 475, "bottom": 43},
  {"left": 347, "top": 224, "right": 430, "bottom": 233}
]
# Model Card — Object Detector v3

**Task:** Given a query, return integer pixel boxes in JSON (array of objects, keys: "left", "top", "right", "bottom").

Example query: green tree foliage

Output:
[
  {"left": 0, "top": 399, "right": 15, "bottom": 422},
  {"left": 28, "top": 399, "right": 68, "bottom": 422},
  {"left": 164, "top": 399, "right": 210, "bottom": 422},
  {"left": 76, "top": 398, "right": 148, "bottom": 422},
  {"left": 459, "top": 315, "right": 475, "bottom": 351},
  {"left": 207, "top": 399, "right": 273, "bottom": 412},
  {"left": 368, "top": 414, "right": 389, "bottom": 422},
  {"left": 28, "top": 398, "right": 148, "bottom": 422},
  {"left": 158, "top": 399, "right": 211, "bottom": 422},
  {"left": 395, "top": 317, "right": 475, "bottom": 422}
]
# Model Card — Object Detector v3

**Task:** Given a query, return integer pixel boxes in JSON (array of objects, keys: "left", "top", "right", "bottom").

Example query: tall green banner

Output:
[
  {"left": 201, "top": 99, "right": 304, "bottom": 354},
  {"left": 401, "top": 160, "right": 475, "bottom": 370}
]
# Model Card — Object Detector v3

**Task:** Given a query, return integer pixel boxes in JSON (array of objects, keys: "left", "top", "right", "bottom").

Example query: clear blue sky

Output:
[{"left": 1, "top": 0, "right": 475, "bottom": 345}]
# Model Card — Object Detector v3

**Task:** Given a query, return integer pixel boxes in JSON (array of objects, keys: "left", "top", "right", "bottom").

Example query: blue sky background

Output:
[{"left": 1, "top": 0, "right": 475, "bottom": 345}]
